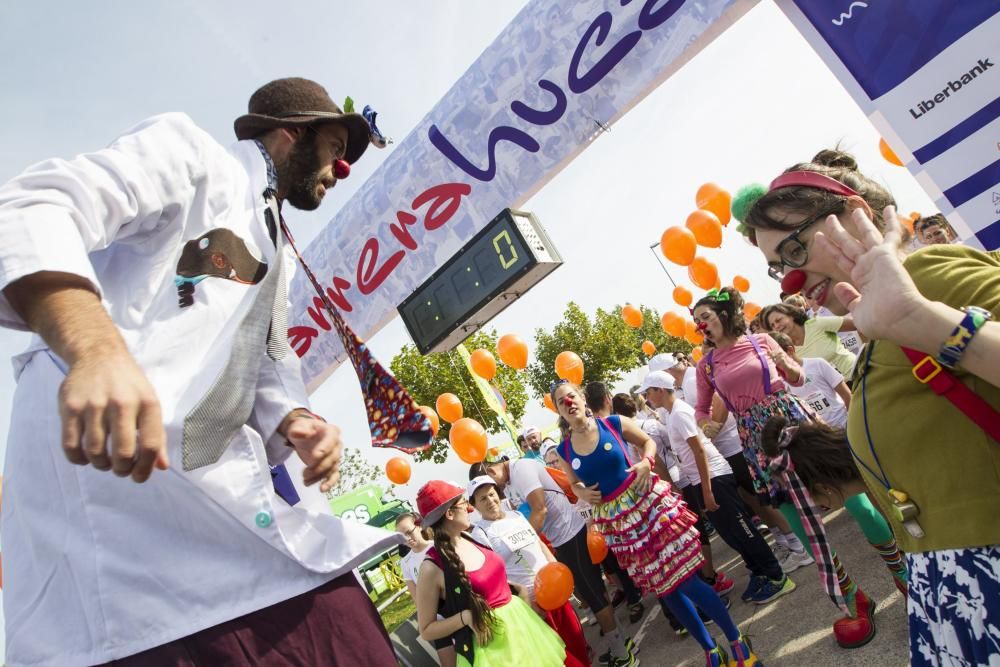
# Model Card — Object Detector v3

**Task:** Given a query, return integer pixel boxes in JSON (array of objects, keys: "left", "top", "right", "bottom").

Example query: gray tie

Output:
[{"left": 182, "top": 196, "right": 289, "bottom": 470}]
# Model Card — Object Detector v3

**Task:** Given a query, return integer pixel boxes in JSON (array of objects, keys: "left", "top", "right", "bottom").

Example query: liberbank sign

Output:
[{"left": 288, "top": 0, "right": 1000, "bottom": 390}]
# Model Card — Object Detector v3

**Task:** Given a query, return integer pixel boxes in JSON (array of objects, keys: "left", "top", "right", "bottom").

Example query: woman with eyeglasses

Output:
[
  {"left": 738, "top": 148, "right": 1000, "bottom": 666},
  {"left": 691, "top": 286, "right": 885, "bottom": 649},
  {"left": 414, "top": 480, "right": 583, "bottom": 667},
  {"left": 548, "top": 380, "right": 758, "bottom": 667}
]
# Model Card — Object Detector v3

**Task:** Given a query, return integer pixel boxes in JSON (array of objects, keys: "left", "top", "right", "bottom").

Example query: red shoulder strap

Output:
[
  {"left": 902, "top": 347, "right": 1000, "bottom": 442},
  {"left": 599, "top": 416, "right": 633, "bottom": 466}
]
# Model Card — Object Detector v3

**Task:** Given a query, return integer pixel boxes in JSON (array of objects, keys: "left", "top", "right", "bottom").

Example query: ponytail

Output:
[
  {"left": 761, "top": 416, "right": 862, "bottom": 494},
  {"left": 427, "top": 519, "right": 497, "bottom": 644}
]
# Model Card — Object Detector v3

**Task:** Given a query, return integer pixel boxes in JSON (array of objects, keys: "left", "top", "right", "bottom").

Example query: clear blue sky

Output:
[{"left": 0, "top": 1, "right": 938, "bottom": 659}]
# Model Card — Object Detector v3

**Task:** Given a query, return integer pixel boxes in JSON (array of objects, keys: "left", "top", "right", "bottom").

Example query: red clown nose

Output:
[
  {"left": 780, "top": 269, "right": 807, "bottom": 295},
  {"left": 696, "top": 321, "right": 708, "bottom": 331},
  {"left": 562, "top": 396, "right": 574, "bottom": 407},
  {"left": 334, "top": 159, "right": 351, "bottom": 180}
]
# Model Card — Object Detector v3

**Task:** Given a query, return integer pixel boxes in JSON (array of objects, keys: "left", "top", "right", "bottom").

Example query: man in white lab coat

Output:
[{"left": 0, "top": 78, "right": 398, "bottom": 666}]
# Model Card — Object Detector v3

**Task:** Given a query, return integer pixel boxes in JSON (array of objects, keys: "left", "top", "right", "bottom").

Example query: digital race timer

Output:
[{"left": 398, "top": 209, "right": 562, "bottom": 354}]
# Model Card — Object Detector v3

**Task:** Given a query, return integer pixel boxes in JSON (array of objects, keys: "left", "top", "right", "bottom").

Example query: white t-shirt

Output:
[
  {"left": 471, "top": 511, "right": 549, "bottom": 596},
  {"left": 788, "top": 357, "right": 849, "bottom": 428},
  {"left": 506, "top": 459, "right": 585, "bottom": 547},
  {"left": 639, "top": 415, "right": 689, "bottom": 488},
  {"left": 665, "top": 399, "right": 732, "bottom": 484},
  {"left": 400, "top": 544, "right": 431, "bottom": 584},
  {"left": 680, "top": 368, "right": 742, "bottom": 458}
]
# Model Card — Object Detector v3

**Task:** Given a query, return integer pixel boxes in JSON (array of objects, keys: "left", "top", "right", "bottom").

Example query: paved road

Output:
[{"left": 581, "top": 507, "right": 910, "bottom": 666}]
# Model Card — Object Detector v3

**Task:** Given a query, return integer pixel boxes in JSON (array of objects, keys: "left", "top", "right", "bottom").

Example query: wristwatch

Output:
[{"left": 937, "top": 306, "right": 992, "bottom": 369}]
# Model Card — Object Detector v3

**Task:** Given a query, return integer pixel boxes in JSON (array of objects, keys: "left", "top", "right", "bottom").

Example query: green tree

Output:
[
  {"left": 325, "top": 447, "right": 387, "bottom": 499},
  {"left": 390, "top": 329, "right": 529, "bottom": 463},
  {"left": 526, "top": 302, "right": 690, "bottom": 398}
]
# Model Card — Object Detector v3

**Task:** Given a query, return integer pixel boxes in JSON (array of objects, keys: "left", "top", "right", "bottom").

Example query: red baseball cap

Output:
[{"left": 416, "top": 480, "right": 465, "bottom": 527}]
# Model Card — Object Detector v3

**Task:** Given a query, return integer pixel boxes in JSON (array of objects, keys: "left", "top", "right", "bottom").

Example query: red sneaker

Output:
[
  {"left": 833, "top": 588, "right": 876, "bottom": 649},
  {"left": 713, "top": 571, "right": 736, "bottom": 597}
]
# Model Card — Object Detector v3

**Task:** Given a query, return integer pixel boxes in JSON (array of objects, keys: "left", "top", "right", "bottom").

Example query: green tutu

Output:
[{"left": 456, "top": 595, "right": 567, "bottom": 667}]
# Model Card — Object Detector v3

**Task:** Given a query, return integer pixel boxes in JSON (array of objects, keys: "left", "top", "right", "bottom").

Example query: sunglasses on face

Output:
[{"left": 767, "top": 199, "right": 845, "bottom": 281}]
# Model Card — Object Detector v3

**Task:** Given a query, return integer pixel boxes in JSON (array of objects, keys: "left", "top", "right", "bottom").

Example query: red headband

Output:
[{"left": 769, "top": 170, "right": 860, "bottom": 198}]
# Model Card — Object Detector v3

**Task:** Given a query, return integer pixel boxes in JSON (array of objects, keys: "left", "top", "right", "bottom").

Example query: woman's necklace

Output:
[{"left": 571, "top": 418, "right": 594, "bottom": 434}]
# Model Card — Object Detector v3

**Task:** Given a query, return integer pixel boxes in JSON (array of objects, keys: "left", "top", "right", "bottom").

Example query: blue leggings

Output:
[{"left": 660, "top": 575, "right": 740, "bottom": 651}]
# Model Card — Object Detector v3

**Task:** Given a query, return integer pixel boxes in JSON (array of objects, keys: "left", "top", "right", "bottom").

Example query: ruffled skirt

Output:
[
  {"left": 592, "top": 475, "right": 703, "bottom": 597},
  {"left": 456, "top": 595, "right": 572, "bottom": 667}
]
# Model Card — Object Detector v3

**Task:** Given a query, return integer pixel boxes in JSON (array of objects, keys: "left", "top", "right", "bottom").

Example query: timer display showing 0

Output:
[{"left": 406, "top": 216, "right": 532, "bottom": 347}]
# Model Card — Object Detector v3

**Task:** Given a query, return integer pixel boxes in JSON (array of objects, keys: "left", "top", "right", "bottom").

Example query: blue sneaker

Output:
[
  {"left": 741, "top": 576, "right": 766, "bottom": 603},
  {"left": 750, "top": 575, "right": 796, "bottom": 605}
]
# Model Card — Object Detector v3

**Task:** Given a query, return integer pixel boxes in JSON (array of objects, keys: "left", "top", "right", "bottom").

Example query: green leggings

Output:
[{"left": 777, "top": 492, "right": 893, "bottom": 553}]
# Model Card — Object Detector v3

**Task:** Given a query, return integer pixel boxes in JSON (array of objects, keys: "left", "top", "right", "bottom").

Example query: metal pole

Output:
[{"left": 648, "top": 242, "right": 678, "bottom": 288}]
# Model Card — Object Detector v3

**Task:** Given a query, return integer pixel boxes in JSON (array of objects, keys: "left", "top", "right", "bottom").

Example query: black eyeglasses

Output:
[{"left": 767, "top": 199, "right": 845, "bottom": 281}]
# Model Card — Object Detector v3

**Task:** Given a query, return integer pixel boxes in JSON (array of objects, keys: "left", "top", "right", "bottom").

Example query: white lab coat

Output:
[{"left": 0, "top": 113, "right": 399, "bottom": 666}]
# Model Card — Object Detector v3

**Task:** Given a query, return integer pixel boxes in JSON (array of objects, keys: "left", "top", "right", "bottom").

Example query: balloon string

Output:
[
  {"left": 448, "top": 350, "right": 492, "bottom": 428},
  {"left": 648, "top": 243, "right": 678, "bottom": 288}
]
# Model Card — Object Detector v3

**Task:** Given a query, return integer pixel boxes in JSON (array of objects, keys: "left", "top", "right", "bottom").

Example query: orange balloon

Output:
[
  {"left": 621, "top": 304, "right": 643, "bottom": 328},
  {"left": 587, "top": 529, "right": 609, "bottom": 564},
  {"left": 534, "top": 562, "right": 575, "bottom": 611},
  {"left": 713, "top": 276, "right": 721, "bottom": 290},
  {"left": 685, "top": 210, "right": 723, "bottom": 248},
  {"left": 417, "top": 405, "right": 440, "bottom": 436},
  {"left": 497, "top": 334, "right": 529, "bottom": 370},
  {"left": 691, "top": 347, "right": 704, "bottom": 363},
  {"left": 661, "top": 312, "right": 686, "bottom": 338},
  {"left": 672, "top": 286, "right": 692, "bottom": 307},
  {"left": 684, "top": 320, "right": 704, "bottom": 345},
  {"left": 732, "top": 275, "right": 750, "bottom": 292},
  {"left": 435, "top": 393, "right": 463, "bottom": 424},
  {"left": 879, "top": 138, "right": 903, "bottom": 166},
  {"left": 386, "top": 456, "right": 411, "bottom": 485},
  {"left": 469, "top": 348, "right": 497, "bottom": 381},
  {"left": 688, "top": 257, "right": 718, "bottom": 290},
  {"left": 554, "top": 351, "right": 584, "bottom": 385},
  {"left": 543, "top": 393, "right": 557, "bottom": 412},
  {"left": 449, "top": 418, "right": 488, "bottom": 464},
  {"left": 659, "top": 226, "right": 697, "bottom": 266},
  {"left": 696, "top": 183, "right": 732, "bottom": 226},
  {"left": 642, "top": 340, "right": 656, "bottom": 356},
  {"left": 743, "top": 302, "right": 762, "bottom": 321}
]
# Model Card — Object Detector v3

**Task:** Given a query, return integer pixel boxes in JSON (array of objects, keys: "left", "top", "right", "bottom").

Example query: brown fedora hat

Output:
[{"left": 234, "top": 77, "right": 370, "bottom": 164}]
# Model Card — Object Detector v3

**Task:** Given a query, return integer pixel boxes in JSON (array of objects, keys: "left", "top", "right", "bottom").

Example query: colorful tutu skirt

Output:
[
  {"left": 592, "top": 474, "right": 703, "bottom": 597},
  {"left": 735, "top": 390, "right": 815, "bottom": 507},
  {"left": 456, "top": 595, "right": 573, "bottom": 667}
]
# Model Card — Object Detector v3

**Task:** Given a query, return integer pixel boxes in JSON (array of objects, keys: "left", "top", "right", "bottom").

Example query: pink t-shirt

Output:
[{"left": 695, "top": 334, "right": 802, "bottom": 422}]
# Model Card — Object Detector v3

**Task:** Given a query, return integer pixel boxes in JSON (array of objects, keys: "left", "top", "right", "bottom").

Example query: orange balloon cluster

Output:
[
  {"left": 660, "top": 226, "right": 697, "bottom": 266},
  {"left": 497, "top": 334, "right": 529, "bottom": 369},
  {"left": 684, "top": 320, "right": 704, "bottom": 345},
  {"left": 696, "top": 183, "right": 732, "bottom": 226},
  {"left": 732, "top": 275, "right": 750, "bottom": 292},
  {"left": 555, "top": 351, "right": 584, "bottom": 385},
  {"left": 621, "top": 304, "right": 643, "bottom": 328},
  {"left": 435, "top": 393, "right": 463, "bottom": 424},
  {"left": 642, "top": 340, "right": 656, "bottom": 356},
  {"left": 417, "top": 405, "right": 440, "bottom": 436},
  {"left": 535, "top": 562, "right": 575, "bottom": 611},
  {"left": 686, "top": 210, "right": 723, "bottom": 248},
  {"left": 587, "top": 529, "right": 609, "bottom": 564},
  {"left": 672, "top": 286, "right": 692, "bottom": 307},
  {"left": 386, "top": 456, "right": 411, "bottom": 485},
  {"left": 661, "top": 311, "right": 685, "bottom": 338},
  {"left": 450, "top": 418, "right": 487, "bottom": 464},
  {"left": 688, "top": 257, "right": 718, "bottom": 290},
  {"left": 469, "top": 348, "right": 497, "bottom": 381}
]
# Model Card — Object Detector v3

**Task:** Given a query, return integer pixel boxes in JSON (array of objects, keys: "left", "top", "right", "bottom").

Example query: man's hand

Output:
[
  {"left": 702, "top": 491, "right": 720, "bottom": 512},
  {"left": 701, "top": 421, "right": 722, "bottom": 439},
  {"left": 285, "top": 417, "right": 343, "bottom": 493},
  {"left": 59, "top": 349, "right": 169, "bottom": 482}
]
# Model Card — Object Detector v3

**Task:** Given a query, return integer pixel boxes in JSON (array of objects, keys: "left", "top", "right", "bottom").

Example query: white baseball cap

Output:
[
  {"left": 467, "top": 475, "right": 497, "bottom": 502},
  {"left": 636, "top": 370, "right": 676, "bottom": 394},
  {"left": 520, "top": 426, "right": 540, "bottom": 440},
  {"left": 539, "top": 438, "right": 560, "bottom": 459},
  {"left": 648, "top": 353, "right": 680, "bottom": 373}
]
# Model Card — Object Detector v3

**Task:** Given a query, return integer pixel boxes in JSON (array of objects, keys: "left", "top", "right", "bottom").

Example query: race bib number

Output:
[
  {"left": 499, "top": 526, "right": 537, "bottom": 553},
  {"left": 838, "top": 332, "right": 862, "bottom": 355},
  {"left": 805, "top": 391, "right": 832, "bottom": 416}
]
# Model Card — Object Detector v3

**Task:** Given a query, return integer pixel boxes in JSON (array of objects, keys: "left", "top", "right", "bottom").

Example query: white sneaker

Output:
[{"left": 779, "top": 548, "right": 815, "bottom": 574}]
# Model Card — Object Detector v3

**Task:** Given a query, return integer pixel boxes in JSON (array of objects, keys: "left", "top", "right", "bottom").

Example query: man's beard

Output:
[{"left": 280, "top": 132, "right": 325, "bottom": 211}]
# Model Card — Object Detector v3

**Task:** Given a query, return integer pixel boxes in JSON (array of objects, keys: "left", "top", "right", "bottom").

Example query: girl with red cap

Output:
[
  {"left": 739, "top": 148, "right": 1000, "bottom": 666},
  {"left": 414, "top": 480, "right": 583, "bottom": 667}
]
